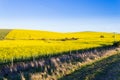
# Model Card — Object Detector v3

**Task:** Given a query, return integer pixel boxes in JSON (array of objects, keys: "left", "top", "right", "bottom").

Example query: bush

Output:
[
  {"left": 100, "top": 35, "right": 104, "bottom": 38},
  {"left": 113, "top": 41, "right": 120, "bottom": 47},
  {"left": 71, "top": 37, "right": 79, "bottom": 40}
]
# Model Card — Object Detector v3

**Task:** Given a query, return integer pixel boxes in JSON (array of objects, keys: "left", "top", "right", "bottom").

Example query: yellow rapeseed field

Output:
[{"left": 0, "top": 29, "right": 119, "bottom": 63}]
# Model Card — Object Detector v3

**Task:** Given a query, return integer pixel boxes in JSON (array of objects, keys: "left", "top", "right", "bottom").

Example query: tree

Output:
[{"left": 100, "top": 35, "right": 104, "bottom": 38}]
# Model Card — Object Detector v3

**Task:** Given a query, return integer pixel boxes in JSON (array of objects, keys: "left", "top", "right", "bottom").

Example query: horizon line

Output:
[{"left": 0, "top": 28, "right": 118, "bottom": 34}]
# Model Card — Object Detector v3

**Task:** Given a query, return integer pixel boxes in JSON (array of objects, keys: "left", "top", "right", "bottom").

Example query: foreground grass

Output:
[
  {"left": 59, "top": 50, "right": 120, "bottom": 80},
  {"left": 29, "top": 47, "right": 119, "bottom": 80}
]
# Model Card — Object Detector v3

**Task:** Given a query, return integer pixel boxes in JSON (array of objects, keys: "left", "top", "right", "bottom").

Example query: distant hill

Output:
[
  {"left": 0, "top": 29, "right": 119, "bottom": 40},
  {"left": 5, "top": 29, "right": 65, "bottom": 40}
]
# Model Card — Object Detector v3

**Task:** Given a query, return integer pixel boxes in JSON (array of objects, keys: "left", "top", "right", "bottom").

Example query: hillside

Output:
[
  {"left": 5, "top": 29, "right": 65, "bottom": 40},
  {"left": 1, "top": 29, "right": 119, "bottom": 40},
  {"left": 0, "top": 29, "right": 11, "bottom": 40}
]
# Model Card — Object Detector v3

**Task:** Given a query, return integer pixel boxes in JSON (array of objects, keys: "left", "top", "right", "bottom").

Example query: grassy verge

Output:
[{"left": 59, "top": 50, "right": 120, "bottom": 80}]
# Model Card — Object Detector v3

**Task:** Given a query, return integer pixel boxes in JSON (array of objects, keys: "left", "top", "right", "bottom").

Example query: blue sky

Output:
[{"left": 0, "top": 0, "right": 120, "bottom": 32}]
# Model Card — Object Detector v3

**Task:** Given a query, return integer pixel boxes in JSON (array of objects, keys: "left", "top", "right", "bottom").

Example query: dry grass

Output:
[
  {"left": 59, "top": 48, "right": 120, "bottom": 80},
  {"left": 25, "top": 47, "right": 119, "bottom": 80}
]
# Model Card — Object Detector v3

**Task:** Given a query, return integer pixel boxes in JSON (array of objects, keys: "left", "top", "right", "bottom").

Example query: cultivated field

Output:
[
  {"left": 0, "top": 29, "right": 120, "bottom": 64},
  {"left": 0, "top": 29, "right": 120, "bottom": 80}
]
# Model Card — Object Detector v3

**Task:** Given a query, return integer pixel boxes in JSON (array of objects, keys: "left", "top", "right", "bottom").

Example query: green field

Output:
[{"left": 0, "top": 29, "right": 11, "bottom": 40}]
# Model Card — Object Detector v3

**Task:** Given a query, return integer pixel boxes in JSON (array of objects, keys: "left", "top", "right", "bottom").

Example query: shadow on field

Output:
[{"left": 59, "top": 53, "right": 120, "bottom": 80}]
